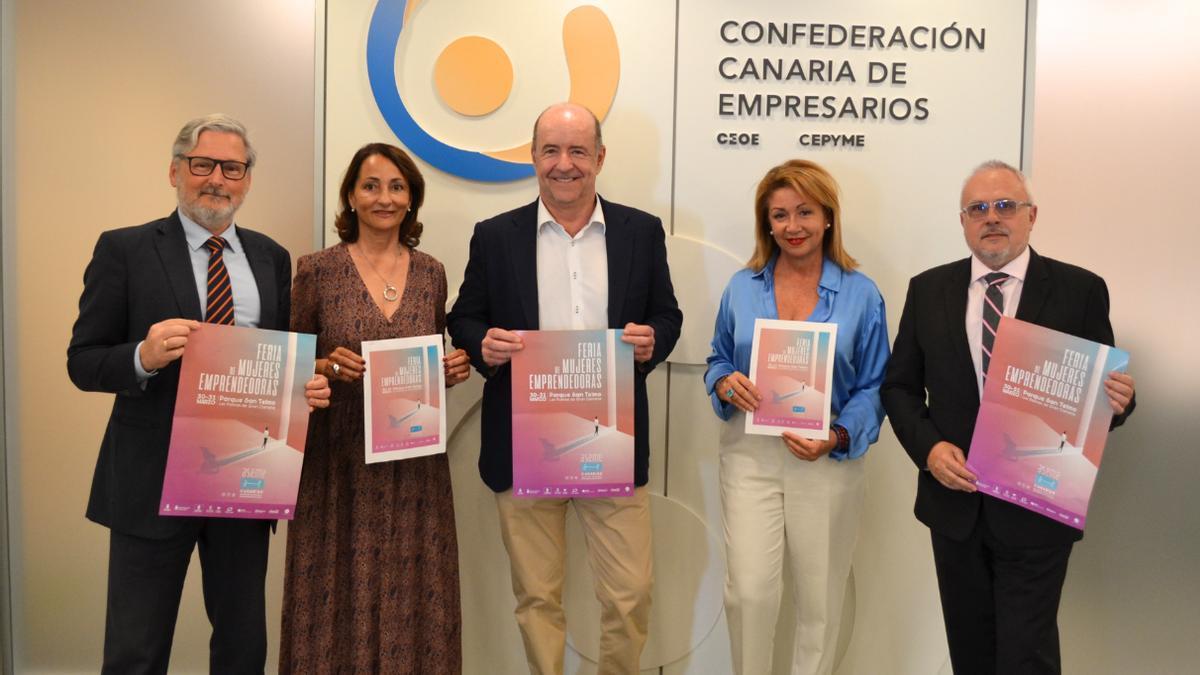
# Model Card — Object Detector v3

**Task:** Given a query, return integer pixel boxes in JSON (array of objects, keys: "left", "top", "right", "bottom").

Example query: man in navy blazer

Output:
[
  {"left": 67, "top": 114, "right": 329, "bottom": 674},
  {"left": 882, "top": 160, "right": 1136, "bottom": 674},
  {"left": 448, "top": 103, "right": 681, "bottom": 674}
]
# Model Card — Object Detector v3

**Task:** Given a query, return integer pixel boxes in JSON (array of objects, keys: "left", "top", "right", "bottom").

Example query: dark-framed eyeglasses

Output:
[
  {"left": 179, "top": 155, "right": 250, "bottom": 180},
  {"left": 961, "top": 199, "right": 1033, "bottom": 220}
]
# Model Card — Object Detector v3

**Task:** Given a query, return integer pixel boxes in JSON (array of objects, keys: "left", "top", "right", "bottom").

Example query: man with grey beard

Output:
[
  {"left": 882, "top": 160, "right": 1135, "bottom": 674},
  {"left": 67, "top": 114, "right": 330, "bottom": 674}
]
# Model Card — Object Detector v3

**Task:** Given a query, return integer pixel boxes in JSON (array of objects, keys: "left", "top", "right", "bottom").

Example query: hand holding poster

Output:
[
  {"left": 967, "top": 317, "right": 1130, "bottom": 530},
  {"left": 362, "top": 335, "right": 446, "bottom": 463},
  {"left": 745, "top": 319, "right": 838, "bottom": 438},
  {"left": 510, "top": 329, "right": 635, "bottom": 498},
  {"left": 159, "top": 324, "right": 316, "bottom": 520}
]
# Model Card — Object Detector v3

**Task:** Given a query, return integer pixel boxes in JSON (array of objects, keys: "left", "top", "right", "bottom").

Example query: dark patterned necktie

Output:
[
  {"left": 204, "top": 236, "right": 235, "bottom": 325},
  {"left": 981, "top": 272, "right": 1010, "bottom": 381}
]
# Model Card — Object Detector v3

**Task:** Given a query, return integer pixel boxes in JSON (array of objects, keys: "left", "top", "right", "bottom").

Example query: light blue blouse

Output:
[{"left": 703, "top": 255, "right": 890, "bottom": 460}]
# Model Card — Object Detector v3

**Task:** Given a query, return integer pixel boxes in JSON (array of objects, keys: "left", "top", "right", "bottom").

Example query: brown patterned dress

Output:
[{"left": 280, "top": 244, "right": 461, "bottom": 674}]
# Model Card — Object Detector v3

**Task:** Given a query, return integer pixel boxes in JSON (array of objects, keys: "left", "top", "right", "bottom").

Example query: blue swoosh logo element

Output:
[{"left": 367, "top": 0, "right": 534, "bottom": 182}]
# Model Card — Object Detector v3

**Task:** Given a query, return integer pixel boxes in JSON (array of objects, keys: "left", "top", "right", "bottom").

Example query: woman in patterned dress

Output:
[{"left": 280, "top": 143, "right": 470, "bottom": 674}]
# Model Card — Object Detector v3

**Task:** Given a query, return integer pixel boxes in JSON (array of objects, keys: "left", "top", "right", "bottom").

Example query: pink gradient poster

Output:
[
  {"left": 967, "top": 317, "right": 1130, "bottom": 530},
  {"left": 511, "top": 329, "right": 634, "bottom": 498},
  {"left": 362, "top": 335, "right": 445, "bottom": 463},
  {"left": 746, "top": 319, "right": 837, "bottom": 438},
  {"left": 159, "top": 324, "right": 316, "bottom": 520}
]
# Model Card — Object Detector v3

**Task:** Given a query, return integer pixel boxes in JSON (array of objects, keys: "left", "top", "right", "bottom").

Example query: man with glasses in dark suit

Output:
[
  {"left": 883, "top": 160, "right": 1136, "bottom": 674},
  {"left": 68, "top": 114, "right": 330, "bottom": 674}
]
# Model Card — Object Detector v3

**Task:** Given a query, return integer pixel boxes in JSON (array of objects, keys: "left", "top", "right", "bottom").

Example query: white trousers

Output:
[{"left": 719, "top": 416, "right": 866, "bottom": 675}]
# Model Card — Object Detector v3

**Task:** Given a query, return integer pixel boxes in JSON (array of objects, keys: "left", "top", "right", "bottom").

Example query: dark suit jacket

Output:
[
  {"left": 67, "top": 211, "right": 291, "bottom": 539},
  {"left": 881, "top": 248, "right": 1134, "bottom": 547},
  {"left": 446, "top": 198, "right": 682, "bottom": 493}
]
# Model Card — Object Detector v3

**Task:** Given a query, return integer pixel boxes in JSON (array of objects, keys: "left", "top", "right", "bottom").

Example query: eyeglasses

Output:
[
  {"left": 179, "top": 155, "right": 250, "bottom": 180},
  {"left": 961, "top": 199, "right": 1033, "bottom": 220}
]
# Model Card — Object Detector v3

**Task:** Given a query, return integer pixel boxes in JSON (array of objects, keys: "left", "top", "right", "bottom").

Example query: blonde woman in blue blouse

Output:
[{"left": 704, "top": 160, "right": 890, "bottom": 675}]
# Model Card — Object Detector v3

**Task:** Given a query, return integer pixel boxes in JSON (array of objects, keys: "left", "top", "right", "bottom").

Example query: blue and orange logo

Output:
[{"left": 367, "top": 0, "right": 620, "bottom": 182}]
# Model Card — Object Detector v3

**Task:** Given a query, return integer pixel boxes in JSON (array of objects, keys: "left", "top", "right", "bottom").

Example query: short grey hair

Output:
[
  {"left": 963, "top": 159, "right": 1034, "bottom": 203},
  {"left": 171, "top": 113, "right": 257, "bottom": 168}
]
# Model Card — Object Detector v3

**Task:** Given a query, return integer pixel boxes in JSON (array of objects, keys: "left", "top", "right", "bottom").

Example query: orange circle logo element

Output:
[
  {"left": 433, "top": 36, "right": 513, "bottom": 117},
  {"left": 367, "top": 1, "right": 620, "bottom": 182}
]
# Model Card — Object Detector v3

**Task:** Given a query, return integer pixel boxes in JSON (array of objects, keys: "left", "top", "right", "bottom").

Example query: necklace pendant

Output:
[{"left": 383, "top": 283, "right": 399, "bottom": 302}]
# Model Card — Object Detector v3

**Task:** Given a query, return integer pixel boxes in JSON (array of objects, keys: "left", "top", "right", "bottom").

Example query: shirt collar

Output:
[
  {"left": 751, "top": 253, "right": 844, "bottom": 293},
  {"left": 537, "top": 196, "right": 606, "bottom": 236},
  {"left": 178, "top": 209, "right": 241, "bottom": 254},
  {"left": 970, "top": 245, "right": 1030, "bottom": 285}
]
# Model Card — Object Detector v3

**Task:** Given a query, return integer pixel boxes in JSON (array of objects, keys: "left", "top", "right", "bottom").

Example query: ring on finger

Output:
[
  {"left": 725, "top": 387, "right": 735, "bottom": 399},
  {"left": 332, "top": 362, "right": 342, "bottom": 376}
]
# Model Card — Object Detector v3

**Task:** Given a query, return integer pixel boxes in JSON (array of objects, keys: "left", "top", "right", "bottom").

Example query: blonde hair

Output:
[{"left": 747, "top": 159, "right": 857, "bottom": 272}]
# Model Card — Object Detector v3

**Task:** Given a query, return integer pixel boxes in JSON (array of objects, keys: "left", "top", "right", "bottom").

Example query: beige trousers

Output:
[
  {"left": 496, "top": 487, "right": 653, "bottom": 675},
  {"left": 719, "top": 417, "right": 866, "bottom": 675}
]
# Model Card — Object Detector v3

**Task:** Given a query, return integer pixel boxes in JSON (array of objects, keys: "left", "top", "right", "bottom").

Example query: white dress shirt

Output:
[
  {"left": 536, "top": 198, "right": 608, "bottom": 331},
  {"left": 966, "top": 246, "right": 1030, "bottom": 394}
]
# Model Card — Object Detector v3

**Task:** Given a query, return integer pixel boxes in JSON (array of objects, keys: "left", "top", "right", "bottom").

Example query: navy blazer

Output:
[
  {"left": 67, "top": 211, "right": 291, "bottom": 539},
  {"left": 882, "top": 248, "right": 1134, "bottom": 547},
  {"left": 447, "top": 198, "right": 683, "bottom": 492}
]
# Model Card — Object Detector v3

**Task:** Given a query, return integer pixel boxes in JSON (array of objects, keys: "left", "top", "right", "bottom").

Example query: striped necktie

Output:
[
  {"left": 981, "top": 271, "right": 1010, "bottom": 381},
  {"left": 204, "top": 236, "right": 235, "bottom": 325}
]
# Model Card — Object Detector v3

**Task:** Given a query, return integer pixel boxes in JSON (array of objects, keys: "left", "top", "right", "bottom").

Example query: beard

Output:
[
  {"left": 974, "top": 226, "right": 1016, "bottom": 268},
  {"left": 177, "top": 184, "right": 241, "bottom": 231}
]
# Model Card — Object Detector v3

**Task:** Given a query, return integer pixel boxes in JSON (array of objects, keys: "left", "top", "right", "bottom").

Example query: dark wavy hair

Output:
[{"left": 334, "top": 143, "right": 425, "bottom": 246}]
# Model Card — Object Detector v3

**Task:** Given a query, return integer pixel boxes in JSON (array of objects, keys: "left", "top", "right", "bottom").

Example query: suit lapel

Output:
[
  {"left": 241, "top": 231, "right": 278, "bottom": 329},
  {"left": 603, "top": 198, "right": 632, "bottom": 327},
  {"left": 1015, "top": 247, "right": 1050, "bottom": 324},
  {"left": 509, "top": 201, "right": 540, "bottom": 329},
  {"left": 944, "top": 258, "right": 978, "bottom": 403},
  {"left": 155, "top": 212, "right": 203, "bottom": 321}
]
